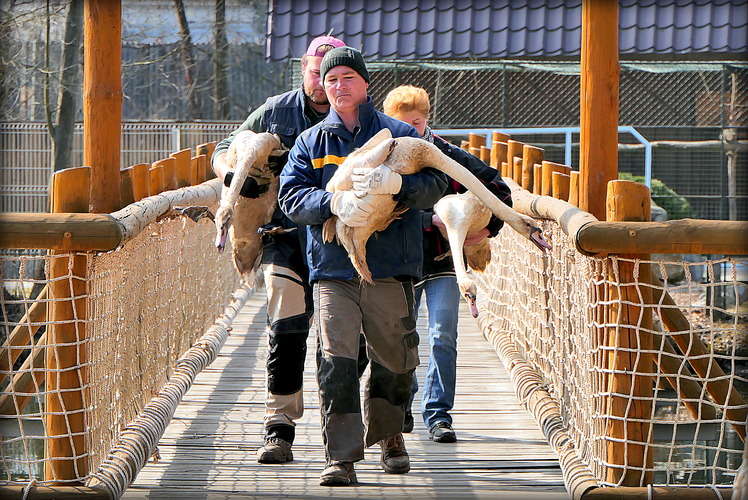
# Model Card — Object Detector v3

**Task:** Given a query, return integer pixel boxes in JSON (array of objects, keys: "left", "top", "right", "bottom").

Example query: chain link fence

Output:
[{"left": 1, "top": 60, "right": 746, "bottom": 220}]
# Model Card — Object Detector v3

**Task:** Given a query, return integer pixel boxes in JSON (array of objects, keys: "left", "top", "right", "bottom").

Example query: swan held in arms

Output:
[
  {"left": 433, "top": 191, "right": 493, "bottom": 318},
  {"left": 324, "top": 129, "right": 551, "bottom": 284},
  {"left": 214, "top": 130, "right": 281, "bottom": 285}
]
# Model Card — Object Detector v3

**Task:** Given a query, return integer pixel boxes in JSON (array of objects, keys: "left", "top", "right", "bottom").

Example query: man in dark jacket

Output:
[
  {"left": 211, "top": 35, "right": 345, "bottom": 465},
  {"left": 278, "top": 47, "right": 447, "bottom": 486}
]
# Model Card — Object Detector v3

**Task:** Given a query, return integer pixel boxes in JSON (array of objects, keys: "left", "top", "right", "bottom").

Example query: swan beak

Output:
[
  {"left": 529, "top": 228, "right": 552, "bottom": 251},
  {"left": 465, "top": 292, "right": 479, "bottom": 318},
  {"left": 215, "top": 227, "right": 228, "bottom": 254}
]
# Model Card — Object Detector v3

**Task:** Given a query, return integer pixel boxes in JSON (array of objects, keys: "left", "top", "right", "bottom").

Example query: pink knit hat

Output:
[{"left": 306, "top": 35, "right": 345, "bottom": 57}]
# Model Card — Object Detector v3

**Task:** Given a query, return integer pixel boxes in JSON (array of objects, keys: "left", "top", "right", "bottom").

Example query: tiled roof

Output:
[{"left": 266, "top": 0, "right": 747, "bottom": 60}]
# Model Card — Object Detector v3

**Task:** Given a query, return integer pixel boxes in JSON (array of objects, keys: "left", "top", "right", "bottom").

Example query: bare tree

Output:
[
  {"left": 173, "top": 0, "right": 201, "bottom": 119},
  {"left": 213, "top": 0, "right": 229, "bottom": 119},
  {"left": 45, "top": 0, "right": 82, "bottom": 172}
]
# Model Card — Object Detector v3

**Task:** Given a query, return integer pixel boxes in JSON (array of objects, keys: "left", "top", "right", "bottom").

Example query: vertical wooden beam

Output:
[
  {"left": 84, "top": 0, "right": 122, "bottom": 213},
  {"left": 468, "top": 133, "right": 486, "bottom": 151},
  {"left": 569, "top": 171, "right": 580, "bottom": 206},
  {"left": 479, "top": 145, "right": 490, "bottom": 164},
  {"left": 542, "top": 161, "right": 569, "bottom": 197},
  {"left": 154, "top": 157, "right": 177, "bottom": 191},
  {"left": 506, "top": 140, "right": 524, "bottom": 173},
  {"left": 552, "top": 172, "right": 570, "bottom": 201},
  {"left": 533, "top": 164, "right": 543, "bottom": 194},
  {"left": 522, "top": 145, "right": 544, "bottom": 192},
  {"left": 604, "top": 180, "right": 654, "bottom": 486},
  {"left": 490, "top": 141, "right": 507, "bottom": 170},
  {"left": 512, "top": 157, "right": 522, "bottom": 184},
  {"left": 196, "top": 143, "right": 216, "bottom": 179},
  {"left": 46, "top": 166, "right": 90, "bottom": 483},
  {"left": 191, "top": 154, "right": 207, "bottom": 185},
  {"left": 170, "top": 148, "right": 192, "bottom": 187},
  {"left": 492, "top": 131, "right": 510, "bottom": 144},
  {"left": 579, "top": 0, "right": 619, "bottom": 220},
  {"left": 150, "top": 164, "right": 165, "bottom": 195}
]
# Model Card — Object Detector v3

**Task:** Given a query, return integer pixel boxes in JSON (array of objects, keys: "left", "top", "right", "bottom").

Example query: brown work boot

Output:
[
  {"left": 256, "top": 437, "right": 293, "bottom": 464},
  {"left": 379, "top": 433, "right": 410, "bottom": 474},
  {"left": 319, "top": 461, "right": 357, "bottom": 486}
]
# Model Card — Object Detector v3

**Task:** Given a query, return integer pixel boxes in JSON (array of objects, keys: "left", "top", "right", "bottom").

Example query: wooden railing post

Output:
[
  {"left": 604, "top": 179, "right": 654, "bottom": 486},
  {"left": 84, "top": 0, "right": 122, "bottom": 214},
  {"left": 522, "top": 144, "right": 544, "bottom": 192},
  {"left": 46, "top": 166, "right": 91, "bottom": 483},
  {"left": 490, "top": 141, "right": 507, "bottom": 170}
]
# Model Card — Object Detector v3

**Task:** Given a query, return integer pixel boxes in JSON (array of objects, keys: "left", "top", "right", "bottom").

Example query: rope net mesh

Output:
[
  {"left": 0, "top": 210, "right": 239, "bottom": 486},
  {"left": 476, "top": 220, "right": 747, "bottom": 490}
]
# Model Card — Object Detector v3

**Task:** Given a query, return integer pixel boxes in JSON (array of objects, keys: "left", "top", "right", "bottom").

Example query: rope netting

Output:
[
  {"left": 0, "top": 205, "right": 240, "bottom": 487},
  {"left": 476, "top": 218, "right": 747, "bottom": 494}
]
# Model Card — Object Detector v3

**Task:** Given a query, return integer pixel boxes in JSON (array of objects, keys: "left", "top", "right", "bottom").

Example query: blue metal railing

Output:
[{"left": 433, "top": 126, "right": 652, "bottom": 187}]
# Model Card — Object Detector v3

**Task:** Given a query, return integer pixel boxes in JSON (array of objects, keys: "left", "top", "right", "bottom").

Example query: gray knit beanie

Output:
[{"left": 320, "top": 47, "right": 370, "bottom": 83}]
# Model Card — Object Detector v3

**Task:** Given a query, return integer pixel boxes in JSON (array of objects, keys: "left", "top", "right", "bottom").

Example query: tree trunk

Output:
[
  {"left": 52, "top": 0, "right": 83, "bottom": 172},
  {"left": 174, "top": 0, "right": 201, "bottom": 120},
  {"left": 213, "top": 0, "right": 229, "bottom": 119}
]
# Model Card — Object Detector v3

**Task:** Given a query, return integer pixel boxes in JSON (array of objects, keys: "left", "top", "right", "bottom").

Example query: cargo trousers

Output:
[{"left": 314, "top": 277, "right": 419, "bottom": 462}]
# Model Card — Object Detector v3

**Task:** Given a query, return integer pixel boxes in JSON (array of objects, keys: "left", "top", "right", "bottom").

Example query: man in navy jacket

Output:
[
  {"left": 278, "top": 47, "right": 447, "bottom": 486},
  {"left": 211, "top": 36, "right": 345, "bottom": 465}
]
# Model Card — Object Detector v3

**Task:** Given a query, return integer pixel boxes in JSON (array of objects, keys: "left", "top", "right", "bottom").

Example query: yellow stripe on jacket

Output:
[{"left": 311, "top": 155, "right": 346, "bottom": 169}]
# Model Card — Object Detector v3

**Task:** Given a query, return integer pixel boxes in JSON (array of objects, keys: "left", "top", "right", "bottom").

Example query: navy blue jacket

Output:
[
  {"left": 212, "top": 88, "right": 326, "bottom": 271},
  {"left": 278, "top": 99, "right": 448, "bottom": 282}
]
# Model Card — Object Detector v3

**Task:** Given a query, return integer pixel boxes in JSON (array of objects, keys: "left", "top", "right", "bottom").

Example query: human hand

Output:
[
  {"left": 224, "top": 171, "right": 260, "bottom": 198},
  {"left": 464, "top": 228, "right": 490, "bottom": 246},
  {"left": 330, "top": 191, "right": 374, "bottom": 227},
  {"left": 351, "top": 164, "right": 402, "bottom": 196}
]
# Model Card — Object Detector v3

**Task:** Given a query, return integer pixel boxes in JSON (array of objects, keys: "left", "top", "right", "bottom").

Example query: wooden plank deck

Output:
[{"left": 121, "top": 286, "right": 568, "bottom": 499}]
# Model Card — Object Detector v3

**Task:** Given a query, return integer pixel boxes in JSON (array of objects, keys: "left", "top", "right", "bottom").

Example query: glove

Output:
[
  {"left": 224, "top": 171, "right": 260, "bottom": 199},
  {"left": 330, "top": 191, "right": 374, "bottom": 227},
  {"left": 351, "top": 164, "right": 402, "bottom": 196},
  {"left": 267, "top": 150, "right": 289, "bottom": 175}
]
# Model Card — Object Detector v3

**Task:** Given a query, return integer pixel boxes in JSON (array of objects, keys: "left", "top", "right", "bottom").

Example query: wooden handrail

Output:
[
  {"left": 506, "top": 179, "right": 748, "bottom": 256},
  {"left": 0, "top": 178, "right": 222, "bottom": 252}
]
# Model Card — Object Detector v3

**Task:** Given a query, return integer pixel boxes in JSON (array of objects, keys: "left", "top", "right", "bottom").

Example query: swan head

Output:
[
  {"left": 457, "top": 274, "right": 480, "bottom": 318},
  {"left": 529, "top": 227, "right": 552, "bottom": 251},
  {"left": 214, "top": 205, "right": 233, "bottom": 253}
]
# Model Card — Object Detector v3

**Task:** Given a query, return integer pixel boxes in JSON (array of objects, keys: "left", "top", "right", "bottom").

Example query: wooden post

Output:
[
  {"left": 149, "top": 164, "right": 165, "bottom": 195},
  {"left": 579, "top": 0, "right": 619, "bottom": 220},
  {"left": 552, "top": 172, "right": 570, "bottom": 201},
  {"left": 512, "top": 157, "right": 522, "bottom": 184},
  {"left": 490, "top": 141, "right": 508, "bottom": 170},
  {"left": 569, "top": 171, "right": 580, "bottom": 206},
  {"left": 542, "top": 161, "right": 569, "bottom": 197},
  {"left": 506, "top": 139, "right": 524, "bottom": 173},
  {"left": 469, "top": 147, "right": 481, "bottom": 158},
  {"left": 480, "top": 145, "right": 490, "bottom": 164},
  {"left": 170, "top": 148, "right": 192, "bottom": 187},
  {"left": 500, "top": 162, "right": 509, "bottom": 178},
  {"left": 469, "top": 133, "right": 486, "bottom": 151},
  {"left": 191, "top": 154, "right": 207, "bottom": 185},
  {"left": 533, "top": 164, "right": 543, "bottom": 194},
  {"left": 196, "top": 143, "right": 216, "bottom": 179},
  {"left": 46, "top": 167, "right": 90, "bottom": 483},
  {"left": 604, "top": 179, "right": 654, "bottom": 486},
  {"left": 522, "top": 145, "right": 544, "bottom": 192},
  {"left": 84, "top": 0, "right": 122, "bottom": 214},
  {"left": 154, "top": 157, "right": 177, "bottom": 191},
  {"left": 460, "top": 140, "right": 469, "bottom": 150},
  {"left": 492, "top": 131, "right": 510, "bottom": 144}
]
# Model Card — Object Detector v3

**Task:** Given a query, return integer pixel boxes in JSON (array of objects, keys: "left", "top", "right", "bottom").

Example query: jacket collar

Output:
[{"left": 320, "top": 96, "right": 376, "bottom": 140}]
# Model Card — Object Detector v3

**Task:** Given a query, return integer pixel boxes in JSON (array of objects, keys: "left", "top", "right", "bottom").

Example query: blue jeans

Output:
[{"left": 412, "top": 275, "right": 461, "bottom": 430}]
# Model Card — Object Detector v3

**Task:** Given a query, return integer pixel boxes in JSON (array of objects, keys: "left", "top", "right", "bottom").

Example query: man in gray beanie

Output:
[{"left": 279, "top": 47, "right": 448, "bottom": 486}]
